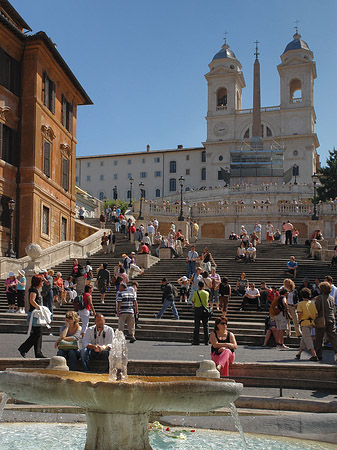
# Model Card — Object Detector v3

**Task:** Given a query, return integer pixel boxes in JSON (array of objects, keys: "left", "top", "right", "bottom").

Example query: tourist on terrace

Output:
[
  {"left": 155, "top": 278, "right": 179, "bottom": 320},
  {"left": 284, "top": 220, "right": 294, "bottom": 245},
  {"left": 188, "top": 266, "right": 203, "bottom": 304},
  {"left": 263, "top": 315, "right": 278, "bottom": 347},
  {"left": 16, "top": 269, "right": 26, "bottom": 314},
  {"left": 269, "top": 287, "right": 290, "bottom": 349},
  {"left": 239, "top": 225, "right": 247, "bottom": 238},
  {"left": 283, "top": 279, "right": 301, "bottom": 337},
  {"left": 101, "top": 232, "right": 109, "bottom": 254},
  {"left": 285, "top": 256, "right": 298, "bottom": 278},
  {"left": 236, "top": 242, "right": 246, "bottom": 261},
  {"left": 210, "top": 317, "right": 237, "bottom": 376},
  {"left": 138, "top": 242, "right": 149, "bottom": 254},
  {"left": 55, "top": 311, "right": 81, "bottom": 371},
  {"left": 209, "top": 267, "right": 221, "bottom": 311},
  {"left": 246, "top": 242, "right": 256, "bottom": 262},
  {"left": 81, "top": 314, "right": 114, "bottom": 372},
  {"left": 240, "top": 283, "right": 261, "bottom": 311},
  {"left": 265, "top": 221, "right": 274, "bottom": 242},
  {"left": 108, "top": 230, "right": 116, "bottom": 254},
  {"left": 292, "top": 228, "right": 299, "bottom": 245},
  {"left": 117, "top": 282, "right": 138, "bottom": 343},
  {"left": 177, "top": 276, "right": 189, "bottom": 302},
  {"left": 314, "top": 282, "right": 337, "bottom": 362},
  {"left": 54, "top": 272, "right": 66, "bottom": 307},
  {"left": 201, "top": 247, "right": 216, "bottom": 273},
  {"left": 147, "top": 222, "right": 155, "bottom": 245},
  {"left": 129, "top": 252, "right": 144, "bottom": 279},
  {"left": 191, "top": 281, "right": 210, "bottom": 346},
  {"left": 186, "top": 245, "right": 198, "bottom": 278},
  {"left": 309, "top": 239, "right": 322, "bottom": 259},
  {"left": 254, "top": 222, "right": 262, "bottom": 244},
  {"left": 134, "top": 228, "right": 143, "bottom": 252},
  {"left": 99, "top": 211, "right": 106, "bottom": 229},
  {"left": 234, "top": 272, "right": 249, "bottom": 297},
  {"left": 273, "top": 229, "right": 281, "bottom": 241},
  {"left": 219, "top": 277, "right": 231, "bottom": 315},
  {"left": 295, "top": 288, "right": 318, "bottom": 361},
  {"left": 5, "top": 272, "right": 17, "bottom": 313},
  {"left": 241, "top": 232, "right": 249, "bottom": 248},
  {"left": 76, "top": 284, "right": 96, "bottom": 337},
  {"left": 97, "top": 263, "right": 111, "bottom": 304},
  {"left": 85, "top": 260, "right": 93, "bottom": 286}
]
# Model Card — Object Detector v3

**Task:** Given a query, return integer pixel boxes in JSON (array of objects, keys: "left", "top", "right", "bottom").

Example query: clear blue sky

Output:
[{"left": 12, "top": 0, "right": 337, "bottom": 164}]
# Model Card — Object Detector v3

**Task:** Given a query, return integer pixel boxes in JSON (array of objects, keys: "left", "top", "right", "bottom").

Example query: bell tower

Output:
[{"left": 205, "top": 39, "right": 245, "bottom": 142}]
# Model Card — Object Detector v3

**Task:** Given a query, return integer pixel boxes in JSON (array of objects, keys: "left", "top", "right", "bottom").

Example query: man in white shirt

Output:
[
  {"left": 81, "top": 314, "right": 114, "bottom": 372},
  {"left": 324, "top": 276, "right": 337, "bottom": 307},
  {"left": 240, "top": 283, "right": 261, "bottom": 311},
  {"left": 147, "top": 223, "right": 155, "bottom": 245},
  {"left": 246, "top": 243, "right": 256, "bottom": 262},
  {"left": 254, "top": 222, "right": 262, "bottom": 243},
  {"left": 186, "top": 245, "right": 198, "bottom": 278}
]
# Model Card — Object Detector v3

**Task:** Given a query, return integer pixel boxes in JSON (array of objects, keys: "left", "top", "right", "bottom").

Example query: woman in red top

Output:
[
  {"left": 78, "top": 285, "right": 96, "bottom": 337},
  {"left": 54, "top": 272, "right": 66, "bottom": 304}
]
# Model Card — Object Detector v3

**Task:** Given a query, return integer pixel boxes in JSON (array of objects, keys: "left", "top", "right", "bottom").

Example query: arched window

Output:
[
  {"left": 244, "top": 128, "right": 250, "bottom": 139},
  {"left": 266, "top": 126, "right": 272, "bottom": 137},
  {"left": 169, "top": 178, "right": 176, "bottom": 192},
  {"left": 217, "top": 87, "right": 227, "bottom": 109},
  {"left": 290, "top": 79, "right": 302, "bottom": 103},
  {"left": 201, "top": 150, "right": 206, "bottom": 163},
  {"left": 169, "top": 161, "right": 176, "bottom": 173},
  {"left": 98, "top": 191, "right": 105, "bottom": 201},
  {"left": 155, "top": 188, "right": 160, "bottom": 198}
]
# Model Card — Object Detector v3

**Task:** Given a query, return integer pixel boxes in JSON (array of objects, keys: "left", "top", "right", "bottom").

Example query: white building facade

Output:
[{"left": 76, "top": 32, "right": 319, "bottom": 202}]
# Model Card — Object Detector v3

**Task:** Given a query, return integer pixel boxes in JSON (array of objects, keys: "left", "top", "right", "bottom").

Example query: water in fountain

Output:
[
  {"left": 0, "top": 394, "right": 9, "bottom": 420},
  {"left": 229, "top": 402, "right": 247, "bottom": 450},
  {"left": 108, "top": 330, "right": 128, "bottom": 381}
]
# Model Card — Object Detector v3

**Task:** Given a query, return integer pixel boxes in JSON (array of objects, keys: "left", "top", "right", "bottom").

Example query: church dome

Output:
[
  {"left": 283, "top": 32, "right": 310, "bottom": 54},
  {"left": 212, "top": 42, "right": 237, "bottom": 61}
]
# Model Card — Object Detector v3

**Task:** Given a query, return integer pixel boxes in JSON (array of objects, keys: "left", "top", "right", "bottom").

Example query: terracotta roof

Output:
[{"left": 77, "top": 146, "right": 205, "bottom": 159}]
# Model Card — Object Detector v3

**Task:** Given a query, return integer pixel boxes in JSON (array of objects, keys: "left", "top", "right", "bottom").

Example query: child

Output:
[{"left": 177, "top": 276, "right": 189, "bottom": 302}]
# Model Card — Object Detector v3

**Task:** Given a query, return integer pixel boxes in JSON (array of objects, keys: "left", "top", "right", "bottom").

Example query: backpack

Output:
[
  {"left": 73, "top": 294, "right": 85, "bottom": 311},
  {"left": 172, "top": 285, "right": 179, "bottom": 299}
]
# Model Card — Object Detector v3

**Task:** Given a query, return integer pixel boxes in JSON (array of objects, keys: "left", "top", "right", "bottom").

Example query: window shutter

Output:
[
  {"left": 43, "top": 141, "right": 50, "bottom": 177},
  {"left": 68, "top": 103, "right": 73, "bottom": 133},
  {"left": 62, "top": 157, "right": 69, "bottom": 191},
  {"left": 50, "top": 81, "right": 55, "bottom": 114},
  {"left": 62, "top": 95, "right": 67, "bottom": 126},
  {"left": 0, "top": 123, "right": 3, "bottom": 160},
  {"left": 0, "top": 47, "right": 5, "bottom": 87},
  {"left": 43, "top": 72, "right": 49, "bottom": 106},
  {"left": 11, "top": 58, "right": 20, "bottom": 96}
]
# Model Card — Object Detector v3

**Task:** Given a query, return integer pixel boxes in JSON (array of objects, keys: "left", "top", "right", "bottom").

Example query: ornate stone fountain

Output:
[{"left": 0, "top": 332, "right": 243, "bottom": 450}]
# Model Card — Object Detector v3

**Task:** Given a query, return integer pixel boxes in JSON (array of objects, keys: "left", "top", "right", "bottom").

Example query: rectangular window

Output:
[
  {"left": 42, "top": 205, "right": 49, "bottom": 235},
  {"left": 142, "top": 158, "right": 145, "bottom": 164},
  {"left": 61, "top": 217, "right": 67, "bottom": 241},
  {"left": 100, "top": 174, "right": 104, "bottom": 181},
  {"left": 114, "top": 174, "right": 118, "bottom": 180},
  {"left": 201, "top": 167, "right": 206, "bottom": 180},
  {"left": 43, "top": 141, "right": 51, "bottom": 177},
  {"left": 43, "top": 72, "right": 55, "bottom": 114},
  {"left": 113, "top": 161, "right": 118, "bottom": 166},
  {"left": 61, "top": 95, "right": 73, "bottom": 132},
  {"left": 0, "top": 123, "right": 19, "bottom": 166},
  {"left": 140, "top": 172, "right": 147, "bottom": 178},
  {"left": 75, "top": 176, "right": 79, "bottom": 183},
  {"left": 87, "top": 175, "right": 91, "bottom": 181},
  {"left": 154, "top": 157, "right": 160, "bottom": 163},
  {"left": 127, "top": 159, "right": 131, "bottom": 165},
  {"left": 169, "top": 161, "right": 176, "bottom": 173},
  {"left": 186, "top": 169, "right": 190, "bottom": 175},
  {"left": 127, "top": 173, "right": 132, "bottom": 179},
  {"left": 154, "top": 171, "right": 161, "bottom": 177},
  {"left": 0, "top": 46, "right": 19, "bottom": 95},
  {"left": 100, "top": 161, "right": 104, "bottom": 166},
  {"left": 186, "top": 155, "right": 190, "bottom": 161},
  {"left": 62, "top": 158, "right": 69, "bottom": 191},
  {"left": 87, "top": 162, "right": 91, "bottom": 167}
]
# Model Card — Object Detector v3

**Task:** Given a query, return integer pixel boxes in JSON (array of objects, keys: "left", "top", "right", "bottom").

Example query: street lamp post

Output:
[
  {"left": 178, "top": 176, "right": 185, "bottom": 221},
  {"left": 137, "top": 182, "right": 144, "bottom": 220},
  {"left": 128, "top": 177, "right": 134, "bottom": 207},
  {"left": 6, "top": 199, "right": 16, "bottom": 258},
  {"left": 312, "top": 173, "right": 319, "bottom": 221}
]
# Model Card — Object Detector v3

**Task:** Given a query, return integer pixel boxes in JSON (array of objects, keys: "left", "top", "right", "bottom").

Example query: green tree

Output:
[
  {"left": 317, "top": 147, "right": 337, "bottom": 202},
  {"left": 103, "top": 199, "right": 130, "bottom": 215}
]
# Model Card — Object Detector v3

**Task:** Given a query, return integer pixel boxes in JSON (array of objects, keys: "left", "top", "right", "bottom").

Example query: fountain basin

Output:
[{"left": 0, "top": 369, "right": 243, "bottom": 450}]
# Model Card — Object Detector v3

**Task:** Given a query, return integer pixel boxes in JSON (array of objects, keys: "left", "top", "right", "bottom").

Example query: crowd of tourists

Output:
[{"left": 5, "top": 212, "right": 337, "bottom": 377}]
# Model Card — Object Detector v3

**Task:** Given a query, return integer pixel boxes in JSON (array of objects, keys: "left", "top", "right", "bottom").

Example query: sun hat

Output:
[
  {"left": 18, "top": 269, "right": 25, "bottom": 277},
  {"left": 8, "top": 272, "right": 15, "bottom": 277}
]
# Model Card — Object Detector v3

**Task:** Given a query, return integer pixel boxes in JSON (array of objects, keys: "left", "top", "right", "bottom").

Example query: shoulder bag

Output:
[
  {"left": 57, "top": 339, "right": 78, "bottom": 351},
  {"left": 197, "top": 291, "right": 213, "bottom": 319}
]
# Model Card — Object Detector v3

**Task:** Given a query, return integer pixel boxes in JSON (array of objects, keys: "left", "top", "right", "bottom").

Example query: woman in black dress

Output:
[{"left": 18, "top": 275, "right": 46, "bottom": 358}]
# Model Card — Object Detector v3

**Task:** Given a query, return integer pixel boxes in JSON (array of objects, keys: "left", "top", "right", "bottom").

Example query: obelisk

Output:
[{"left": 251, "top": 41, "right": 263, "bottom": 149}]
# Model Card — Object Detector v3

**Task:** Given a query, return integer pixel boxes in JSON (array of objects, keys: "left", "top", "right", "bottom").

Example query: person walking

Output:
[
  {"left": 117, "top": 282, "right": 138, "bottom": 343},
  {"left": 314, "top": 282, "right": 337, "bottom": 362},
  {"left": 295, "top": 288, "right": 318, "bottom": 361},
  {"left": 191, "top": 281, "right": 209, "bottom": 345},
  {"left": 155, "top": 278, "right": 179, "bottom": 320},
  {"left": 18, "top": 275, "right": 46, "bottom": 358},
  {"left": 97, "top": 262, "right": 110, "bottom": 304},
  {"left": 186, "top": 245, "right": 198, "bottom": 278}
]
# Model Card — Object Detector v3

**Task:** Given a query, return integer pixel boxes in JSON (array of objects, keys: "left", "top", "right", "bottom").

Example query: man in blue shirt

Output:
[{"left": 285, "top": 256, "right": 298, "bottom": 278}]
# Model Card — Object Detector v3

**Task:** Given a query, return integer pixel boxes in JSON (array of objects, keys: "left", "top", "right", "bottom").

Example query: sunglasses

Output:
[{"left": 220, "top": 321, "right": 227, "bottom": 325}]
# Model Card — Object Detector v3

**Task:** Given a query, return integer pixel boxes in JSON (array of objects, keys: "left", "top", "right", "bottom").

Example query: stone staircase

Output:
[{"left": 0, "top": 225, "right": 336, "bottom": 347}]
